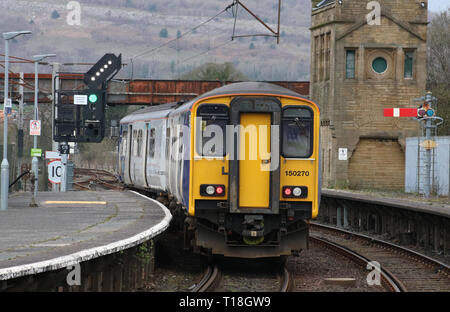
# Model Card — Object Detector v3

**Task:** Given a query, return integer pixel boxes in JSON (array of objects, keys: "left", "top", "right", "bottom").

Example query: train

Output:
[{"left": 118, "top": 82, "right": 321, "bottom": 258}]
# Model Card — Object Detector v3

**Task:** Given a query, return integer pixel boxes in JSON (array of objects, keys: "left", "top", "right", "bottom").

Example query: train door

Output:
[
  {"left": 128, "top": 125, "right": 134, "bottom": 184},
  {"left": 171, "top": 116, "right": 184, "bottom": 200},
  {"left": 144, "top": 123, "right": 151, "bottom": 188},
  {"left": 239, "top": 113, "right": 271, "bottom": 208},
  {"left": 164, "top": 125, "right": 171, "bottom": 192},
  {"left": 133, "top": 128, "right": 143, "bottom": 185},
  {"left": 119, "top": 126, "right": 128, "bottom": 180},
  {"left": 229, "top": 97, "right": 281, "bottom": 213}
]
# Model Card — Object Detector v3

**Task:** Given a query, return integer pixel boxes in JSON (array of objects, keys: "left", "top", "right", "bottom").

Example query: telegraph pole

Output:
[
  {"left": 17, "top": 72, "right": 24, "bottom": 191},
  {"left": 30, "top": 54, "right": 56, "bottom": 204},
  {"left": 1, "top": 31, "right": 32, "bottom": 210},
  {"left": 424, "top": 92, "right": 432, "bottom": 198},
  {"left": 51, "top": 62, "right": 60, "bottom": 192}
]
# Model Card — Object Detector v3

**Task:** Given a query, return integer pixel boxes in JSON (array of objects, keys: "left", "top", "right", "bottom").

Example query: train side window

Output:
[
  {"left": 179, "top": 131, "right": 184, "bottom": 154},
  {"left": 132, "top": 130, "right": 138, "bottom": 156},
  {"left": 196, "top": 104, "right": 229, "bottom": 157},
  {"left": 166, "top": 127, "right": 170, "bottom": 160},
  {"left": 137, "top": 130, "right": 143, "bottom": 157},
  {"left": 148, "top": 128, "right": 156, "bottom": 158},
  {"left": 121, "top": 130, "right": 128, "bottom": 156},
  {"left": 282, "top": 107, "right": 313, "bottom": 158}
]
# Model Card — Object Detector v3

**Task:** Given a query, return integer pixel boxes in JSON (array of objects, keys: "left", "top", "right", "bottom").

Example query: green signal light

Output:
[{"left": 89, "top": 94, "right": 98, "bottom": 103}]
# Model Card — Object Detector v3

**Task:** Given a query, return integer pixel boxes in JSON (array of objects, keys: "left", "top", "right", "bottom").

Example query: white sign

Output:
[
  {"left": 48, "top": 160, "right": 63, "bottom": 184},
  {"left": 45, "top": 151, "right": 61, "bottom": 160},
  {"left": 74, "top": 94, "right": 88, "bottom": 105},
  {"left": 5, "top": 98, "right": 12, "bottom": 108},
  {"left": 30, "top": 120, "right": 41, "bottom": 136},
  {"left": 339, "top": 148, "right": 348, "bottom": 161}
]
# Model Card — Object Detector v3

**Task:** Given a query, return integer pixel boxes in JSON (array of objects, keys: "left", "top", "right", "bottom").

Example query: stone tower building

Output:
[{"left": 310, "top": 0, "right": 428, "bottom": 190}]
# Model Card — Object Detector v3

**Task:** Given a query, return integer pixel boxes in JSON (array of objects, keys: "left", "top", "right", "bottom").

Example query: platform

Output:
[
  {"left": 322, "top": 188, "right": 450, "bottom": 218},
  {"left": 0, "top": 190, "right": 171, "bottom": 281}
]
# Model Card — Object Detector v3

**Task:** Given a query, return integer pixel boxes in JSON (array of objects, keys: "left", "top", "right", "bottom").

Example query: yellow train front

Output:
[{"left": 186, "top": 82, "right": 321, "bottom": 258}]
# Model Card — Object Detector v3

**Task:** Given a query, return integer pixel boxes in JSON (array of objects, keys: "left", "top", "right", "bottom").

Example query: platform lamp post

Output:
[
  {"left": 30, "top": 54, "right": 56, "bottom": 207},
  {"left": 1, "top": 31, "right": 32, "bottom": 211}
]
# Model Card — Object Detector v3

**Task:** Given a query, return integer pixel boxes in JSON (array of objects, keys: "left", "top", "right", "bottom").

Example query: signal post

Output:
[
  {"left": 384, "top": 91, "right": 444, "bottom": 198},
  {"left": 53, "top": 54, "right": 122, "bottom": 192}
]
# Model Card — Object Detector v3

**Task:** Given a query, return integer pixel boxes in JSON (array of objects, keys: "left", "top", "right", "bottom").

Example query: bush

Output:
[
  {"left": 51, "top": 10, "right": 60, "bottom": 19},
  {"left": 159, "top": 28, "right": 168, "bottom": 38}
]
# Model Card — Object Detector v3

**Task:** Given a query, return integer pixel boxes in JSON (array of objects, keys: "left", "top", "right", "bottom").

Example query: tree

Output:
[
  {"left": 428, "top": 10, "right": 450, "bottom": 87},
  {"left": 159, "top": 28, "right": 169, "bottom": 38},
  {"left": 180, "top": 62, "right": 247, "bottom": 82},
  {"left": 427, "top": 10, "right": 450, "bottom": 135},
  {"left": 51, "top": 10, "right": 60, "bottom": 19}
]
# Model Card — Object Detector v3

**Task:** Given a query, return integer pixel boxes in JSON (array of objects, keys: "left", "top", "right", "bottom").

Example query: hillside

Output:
[{"left": 0, "top": 0, "right": 312, "bottom": 81}]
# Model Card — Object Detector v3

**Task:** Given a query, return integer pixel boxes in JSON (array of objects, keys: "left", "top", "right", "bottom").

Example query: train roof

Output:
[
  {"left": 165, "top": 82, "right": 308, "bottom": 115},
  {"left": 120, "top": 102, "right": 178, "bottom": 124},
  {"left": 196, "top": 82, "right": 307, "bottom": 100}
]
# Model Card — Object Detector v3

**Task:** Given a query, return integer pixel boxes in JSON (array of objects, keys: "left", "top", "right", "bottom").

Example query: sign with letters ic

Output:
[{"left": 48, "top": 160, "right": 63, "bottom": 184}]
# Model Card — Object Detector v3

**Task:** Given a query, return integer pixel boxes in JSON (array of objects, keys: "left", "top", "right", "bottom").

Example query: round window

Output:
[{"left": 372, "top": 57, "right": 388, "bottom": 74}]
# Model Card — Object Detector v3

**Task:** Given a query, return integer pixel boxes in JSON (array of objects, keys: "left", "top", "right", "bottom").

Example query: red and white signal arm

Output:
[
  {"left": 30, "top": 120, "right": 41, "bottom": 136},
  {"left": 383, "top": 108, "right": 417, "bottom": 118},
  {"left": 48, "top": 160, "right": 63, "bottom": 184}
]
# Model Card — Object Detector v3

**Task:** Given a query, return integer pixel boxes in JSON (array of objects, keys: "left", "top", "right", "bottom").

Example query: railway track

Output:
[
  {"left": 73, "top": 168, "right": 124, "bottom": 191},
  {"left": 192, "top": 261, "right": 292, "bottom": 292},
  {"left": 310, "top": 222, "right": 450, "bottom": 292}
]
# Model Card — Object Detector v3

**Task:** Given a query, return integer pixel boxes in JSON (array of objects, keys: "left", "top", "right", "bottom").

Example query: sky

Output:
[{"left": 429, "top": 0, "right": 450, "bottom": 12}]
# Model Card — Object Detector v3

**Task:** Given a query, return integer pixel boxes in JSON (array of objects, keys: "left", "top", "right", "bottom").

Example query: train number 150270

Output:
[{"left": 285, "top": 170, "right": 309, "bottom": 177}]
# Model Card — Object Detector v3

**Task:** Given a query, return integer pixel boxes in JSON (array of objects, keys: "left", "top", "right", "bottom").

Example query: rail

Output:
[{"left": 310, "top": 222, "right": 450, "bottom": 292}]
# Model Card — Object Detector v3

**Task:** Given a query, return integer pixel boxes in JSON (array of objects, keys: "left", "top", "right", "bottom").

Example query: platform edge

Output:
[{"left": 0, "top": 191, "right": 172, "bottom": 281}]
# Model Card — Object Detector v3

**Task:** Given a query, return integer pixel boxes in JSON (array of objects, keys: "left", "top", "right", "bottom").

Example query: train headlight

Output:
[
  {"left": 293, "top": 187, "right": 302, "bottom": 197},
  {"left": 206, "top": 186, "right": 215, "bottom": 195},
  {"left": 282, "top": 186, "right": 308, "bottom": 198},
  {"left": 200, "top": 184, "right": 226, "bottom": 197}
]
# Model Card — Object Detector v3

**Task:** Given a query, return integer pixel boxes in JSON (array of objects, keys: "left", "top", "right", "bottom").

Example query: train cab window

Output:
[
  {"left": 282, "top": 107, "right": 313, "bottom": 158},
  {"left": 148, "top": 128, "right": 156, "bottom": 158},
  {"left": 196, "top": 104, "right": 229, "bottom": 157}
]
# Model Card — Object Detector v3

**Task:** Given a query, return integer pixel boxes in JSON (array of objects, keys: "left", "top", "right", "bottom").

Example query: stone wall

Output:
[{"left": 311, "top": 0, "right": 428, "bottom": 189}]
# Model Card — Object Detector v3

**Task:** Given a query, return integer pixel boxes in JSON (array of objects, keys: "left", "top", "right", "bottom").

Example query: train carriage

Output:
[{"left": 119, "top": 82, "right": 321, "bottom": 258}]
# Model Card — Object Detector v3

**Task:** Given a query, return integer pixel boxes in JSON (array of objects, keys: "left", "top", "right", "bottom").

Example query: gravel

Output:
[{"left": 287, "top": 243, "right": 386, "bottom": 292}]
